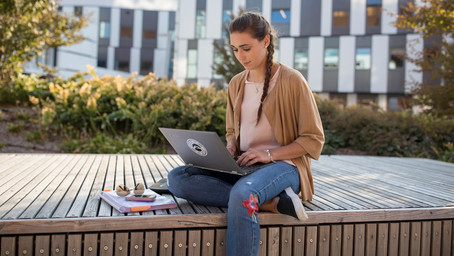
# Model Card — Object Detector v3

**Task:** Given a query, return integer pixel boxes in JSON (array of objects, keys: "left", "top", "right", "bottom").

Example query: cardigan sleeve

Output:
[
  {"left": 292, "top": 73, "right": 325, "bottom": 160},
  {"left": 226, "top": 80, "right": 236, "bottom": 144}
]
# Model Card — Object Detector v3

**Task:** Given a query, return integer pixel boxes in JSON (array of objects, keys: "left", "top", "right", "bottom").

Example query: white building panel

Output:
[
  {"left": 320, "top": 0, "right": 332, "bottom": 36},
  {"left": 197, "top": 39, "right": 214, "bottom": 82},
  {"left": 405, "top": 34, "right": 423, "bottom": 93},
  {"left": 178, "top": 0, "right": 196, "bottom": 39},
  {"left": 57, "top": 51, "right": 96, "bottom": 75},
  {"left": 110, "top": 8, "right": 120, "bottom": 47},
  {"left": 206, "top": 0, "right": 222, "bottom": 39},
  {"left": 382, "top": 0, "right": 398, "bottom": 34},
  {"left": 262, "top": 0, "right": 272, "bottom": 22},
  {"left": 158, "top": 12, "right": 170, "bottom": 49},
  {"left": 108, "top": 47, "right": 115, "bottom": 70},
  {"left": 61, "top": 0, "right": 178, "bottom": 11},
  {"left": 130, "top": 48, "right": 140, "bottom": 73},
  {"left": 308, "top": 37, "right": 324, "bottom": 92},
  {"left": 279, "top": 38, "right": 295, "bottom": 68},
  {"left": 233, "top": 0, "right": 246, "bottom": 14},
  {"left": 371, "top": 35, "right": 389, "bottom": 93},
  {"left": 133, "top": 9, "right": 143, "bottom": 48},
  {"left": 338, "top": 36, "right": 356, "bottom": 93},
  {"left": 154, "top": 49, "right": 167, "bottom": 78},
  {"left": 290, "top": 0, "right": 301, "bottom": 37},
  {"left": 175, "top": 39, "right": 188, "bottom": 83},
  {"left": 350, "top": 0, "right": 366, "bottom": 35}
]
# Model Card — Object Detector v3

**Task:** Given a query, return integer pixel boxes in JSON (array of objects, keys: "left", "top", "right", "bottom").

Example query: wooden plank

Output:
[
  {"left": 19, "top": 155, "right": 83, "bottom": 219},
  {"left": 330, "top": 225, "right": 342, "bottom": 256},
  {"left": 113, "top": 155, "right": 125, "bottom": 217},
  {"left": 306, "top": 226, "right": 317, "bottom": 256},
  {"left": 201, "top": 229, "right": 215, "bottom": 256},
  {"left": 354, "top": 224, "right": 366, "bottom": 256},
  {"left": 115, "top": 232, "right": 129, "bottom": 256},
  {"left": 318, "top": 225, "right": 330, "bottom": 256},
  {"left": 443, "top": 220, "right": 453, "bottom": 256},
  {"left": 343, "top": 224, "right": 354, "bottom": 256},
  {"left": 144, "top": 232, "right": 158, "bottom": 256},
  {"left": 399, "top": 222, "right": 410, "bottom": 256},
  {"left": 99, "top": 233, "right": 114, "bottom": 256},
  {"left": 130, "top": 232, "right": 144, "bottom": 256},
  {"left": 421, "top": 221, "right": 432, "bottom": 256},
  {"left": 83, "top": 155, "right": 110, "bottom": 217},
  {"left": 258, "top": 228, "right": 267, "bottom": 256},
  {"left": 99, "top": 155, "right": 117, "bottom": 217},
  {"left": 267, "top": 227, "right": 279, "bottom": 256},
  {"left": 18, "top": 236, "right": 33, "bottom": 256},
  {"left": 1, "top": 236, "right": 16, "bottom": 256},
  {"left": 215, "top": 229, "right": 226, "bottom": 256},
  {"left": 293, "top": 226, "right": 305, "bottom": 256},
  {"left": 67, "top": 234, "right": 82, "bottom": 256},
  {"left": 84, "top": 233, "right": 98, "bottom": 256},
  {"left": 410, "top": 222, "right": 421, "bottom": 256},
  {"left": 388, "top": 223, "right": 399, "bottom": 256},
  {"left": 280, "top": 227, "right": 292, "bottom": 256},
  {"left": 377, "top": 223, "right": 389, "bottom": 256},
  {"left": 35, "top": 235, "right": 50, "bottom": 256},
  {"left": 174, "top": 230, "right": 187, "bottom": 256},
  {"left": 0, "top": 155, "right": 45, "bottom": 191},
  {"left": 366, "top": 223, "right": 377, "bottom": 256},
  {"left": 159, "top": 231, "right": 173, "bottom": 256},
  {"left": 51, "top": 234, "right": 66, "bottom": 256},
  {"left": 188, "top": 230, "right": 201, "bottom": 256}
]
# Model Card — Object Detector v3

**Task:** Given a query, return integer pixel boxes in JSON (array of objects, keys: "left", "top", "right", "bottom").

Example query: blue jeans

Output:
[{"left": 167, "top": 161, "right": 300, "bottom": 256}]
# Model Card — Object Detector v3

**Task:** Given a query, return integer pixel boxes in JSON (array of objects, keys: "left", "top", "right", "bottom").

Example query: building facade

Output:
[
  {"left": 173, "top": 0, "right": 426, "bottom": 111},
  {"left": 25, "top": 0, "right": 177, "bottom": 79}
]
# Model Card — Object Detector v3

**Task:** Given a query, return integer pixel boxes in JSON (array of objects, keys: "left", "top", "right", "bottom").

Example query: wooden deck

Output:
[{"left": 0, "top": 153, "right": 453, "bottom": 255}]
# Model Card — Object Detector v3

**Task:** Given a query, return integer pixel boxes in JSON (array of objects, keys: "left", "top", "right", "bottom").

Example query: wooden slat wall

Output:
[{"left": 2, "top": 220, "right": 453, "bottom": 256}]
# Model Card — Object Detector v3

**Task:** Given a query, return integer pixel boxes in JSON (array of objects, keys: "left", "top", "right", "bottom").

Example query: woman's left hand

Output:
[{"left": 237, "top": 149, "right": 270, "bottom": 166}]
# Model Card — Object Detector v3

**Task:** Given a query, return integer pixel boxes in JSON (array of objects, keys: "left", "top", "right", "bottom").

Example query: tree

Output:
[
  {"left": 393, "top": 0, "right": 454, "bottom": 117},
  {"left": 212, "top": 11, "right": 244, "bottom": 86},
  {"left": 0, "top": 0, "right": 88, "bottom": 87}
]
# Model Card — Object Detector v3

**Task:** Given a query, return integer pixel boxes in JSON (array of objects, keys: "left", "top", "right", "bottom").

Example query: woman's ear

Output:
[{"left": 264, "top": 34, "right": 270, "bottom": 48}]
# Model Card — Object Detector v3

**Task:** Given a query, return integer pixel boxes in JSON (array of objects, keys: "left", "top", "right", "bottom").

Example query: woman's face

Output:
[{"left": 230, "top": 31, "right": 269, "bottom": 71}]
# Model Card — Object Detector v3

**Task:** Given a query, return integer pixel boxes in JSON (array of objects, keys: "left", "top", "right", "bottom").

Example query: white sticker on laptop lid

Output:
[{"left": 187, "top": 138, "right": 208, "bottom": 156}]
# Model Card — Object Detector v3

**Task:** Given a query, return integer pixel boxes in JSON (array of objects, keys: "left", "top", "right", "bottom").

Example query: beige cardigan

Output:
[{"left": 226, "top": 64, "right": 325, "bottom": 201}]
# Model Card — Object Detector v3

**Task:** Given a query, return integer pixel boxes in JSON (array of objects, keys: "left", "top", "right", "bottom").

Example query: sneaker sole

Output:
[{"left": 284, "top": 187, "right": 308, "bottom": 221}]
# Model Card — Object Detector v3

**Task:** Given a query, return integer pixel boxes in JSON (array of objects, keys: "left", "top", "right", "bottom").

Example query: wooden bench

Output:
[{"left": 0, "top": 154, "right": 453, "bottom": 255}]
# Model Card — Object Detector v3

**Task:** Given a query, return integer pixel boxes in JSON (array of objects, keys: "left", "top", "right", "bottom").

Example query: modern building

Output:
[
  {"left": 24, "top": 0, "right": 178, "bottom": 79},
  {"left": 173, "top": 0, "right": 427, "bottom": 111}
]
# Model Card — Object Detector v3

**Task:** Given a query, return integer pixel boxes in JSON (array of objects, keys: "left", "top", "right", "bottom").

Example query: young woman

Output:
[{"left": 167, "top": 12, "right": 324, "bottom": 256}]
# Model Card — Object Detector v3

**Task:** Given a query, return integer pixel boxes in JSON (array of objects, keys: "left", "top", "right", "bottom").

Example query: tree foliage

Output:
[
  {"left": 212, "top": 11, "right": 244, "bottom": 85},
  {"left": 394, "top": 0, "right": 454, "bottom": 117},
  {"left": 0, "top": 0, "right": 88, "bottom": 87}
]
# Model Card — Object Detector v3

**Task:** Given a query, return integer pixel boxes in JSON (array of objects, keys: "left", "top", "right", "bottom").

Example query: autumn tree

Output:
[
  {"left": 0, "top": 0, "right": 88, "bottom": 87},
  {"left": 394, "top": 0, "right": 454, "bottom": 117}
]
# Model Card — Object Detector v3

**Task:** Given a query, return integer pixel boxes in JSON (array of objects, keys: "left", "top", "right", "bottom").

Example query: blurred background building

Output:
[{"left": 25, "top": 0, "right": 428, "bottom": 112}]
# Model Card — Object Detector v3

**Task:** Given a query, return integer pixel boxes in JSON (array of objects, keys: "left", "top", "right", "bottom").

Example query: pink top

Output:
[{"left": 240, "top": 66, "right": 294, "bottom": 165}]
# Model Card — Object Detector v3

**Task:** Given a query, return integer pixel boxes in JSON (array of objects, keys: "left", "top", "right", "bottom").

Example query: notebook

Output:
[{"left": 159, "top": 128, "right": 274, "bottom": 176}]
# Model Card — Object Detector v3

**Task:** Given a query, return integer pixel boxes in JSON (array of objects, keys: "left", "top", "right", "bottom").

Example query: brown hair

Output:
[{"left": 229, "top": 12, "right": 276, "bottom": 124}]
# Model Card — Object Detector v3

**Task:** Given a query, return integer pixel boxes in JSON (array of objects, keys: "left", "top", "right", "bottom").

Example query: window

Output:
[
  {"left": 143, "top": 30, "right": 157, "bottom": 39},
  {"left": 213, "top": 49, "right": 224, "bottom": 79},
  {"left": 294, "top": 50, "right": 308, "bottom": 70},
  {"left": 74, "top": 6, "right": 82, "bottom": 16},
  {"left": 141, "top": 61, "right": 153, "bottom": 75},
  {"left": 120, "top": 26, "right": 132, "bottom": 39},
  {"left": 333, "top": 11, "right": 349, "bottom": 27},
  {"left": 99, "top": 21, "right": 110, "bottom": 39},
  {"left": 115, "top": 61, "right": 129, "bottom": 72},
  {"left": 187, "top": 49, "right": 197, "bottom": 78},
  {"left": 366, "top": 0, "right": 381, "bottom": 26},
  {"left": 222, "top": 10, "right": 232, "bottom": 39},
  {"left": 389, "top": 48, "right": 405, "bottom": 69},
  {"left": 196, "top": 10, "right": 206, "bottom": 38},
  {"left": 356, "top": 48, "right": 371, "bottom": 69},
  {"left": 324, "top": 48, "right": 339, "bottom": 69},
  {"left": 271, "top": 9, "right": 290, "bottom": 23}
]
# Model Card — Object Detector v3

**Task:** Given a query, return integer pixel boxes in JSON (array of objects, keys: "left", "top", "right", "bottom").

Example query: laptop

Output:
[{"left": 159, "top": 127, "right": 274, "bottom": 176}]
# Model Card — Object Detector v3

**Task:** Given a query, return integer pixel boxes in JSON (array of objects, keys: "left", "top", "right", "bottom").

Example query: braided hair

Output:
[{"left": 229, "top": 12, "right": 277, "bottom": 124}]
